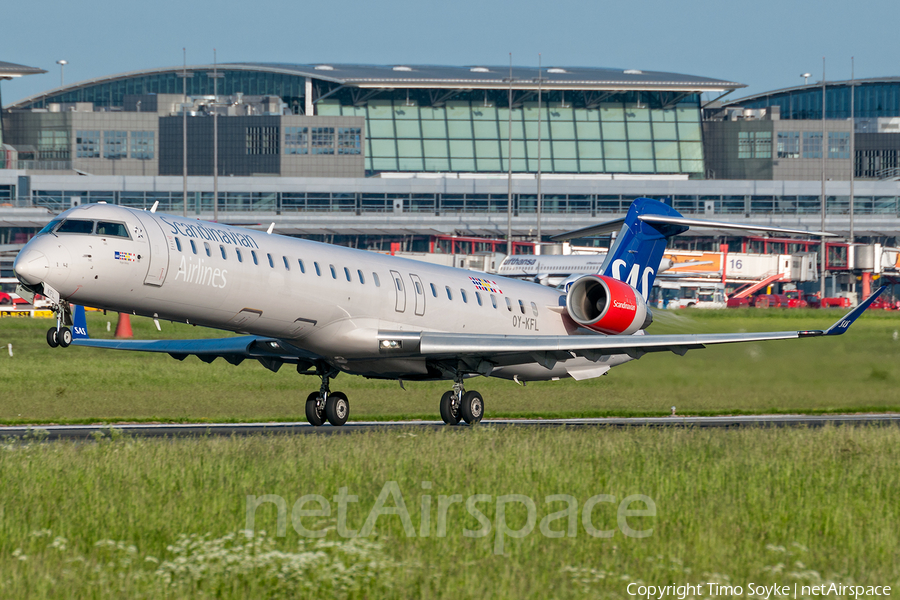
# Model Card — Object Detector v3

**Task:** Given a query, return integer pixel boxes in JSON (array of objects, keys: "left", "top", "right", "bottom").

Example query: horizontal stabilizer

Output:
[{"left": 638, "top": 214, "right": 837, "bottom": 237}]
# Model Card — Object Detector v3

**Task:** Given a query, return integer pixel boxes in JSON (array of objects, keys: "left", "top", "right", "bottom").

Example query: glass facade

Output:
[
  {"left": 16, "top": 67, "right": 706, "bottom": 174},
  {"left": 22, "top": 70, "right": 306, "bottom": 112},
  {"left": 738, "top": 81, "right": 900, "bottom": 120},
  {"left": 318, "top": 96, "right": 703, "bottom": 174},
  {"left": 20, "top": 189, "right": 900, "bottom": 217}
]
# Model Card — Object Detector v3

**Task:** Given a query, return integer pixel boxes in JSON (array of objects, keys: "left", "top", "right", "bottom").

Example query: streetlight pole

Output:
[
  {"left": 180, "top": 48, "right": 189, "bottom": 217},
  {"left": 820, "top": 58, "right": 827, "bottom": 298},
  {"left": 506, "top": 54, "right": 514, "bottom": 254},
  {"left": 56, "top": 60, "right": 67, "bottom": 87},
  {"left": 536, "top": 54, "right": 543, "bottom": 247},
  {"left": 213, "top": 49, "right": 219, "bottom": 222},
  {"left": 849, "top": 57, "right": 856, "bottom": 282}
]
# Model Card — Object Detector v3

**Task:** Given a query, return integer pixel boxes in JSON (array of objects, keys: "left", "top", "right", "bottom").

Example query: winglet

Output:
[
  {"left": 72, "top": 305, "right": 89, "bottom": 340},
  {"left": 823, "top": 286, "right": 888, "bottom": 336}
]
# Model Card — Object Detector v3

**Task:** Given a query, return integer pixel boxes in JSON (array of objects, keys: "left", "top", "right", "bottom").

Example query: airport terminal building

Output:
[{"left": 2, "top": 62, "right": 900, "bottom": 270}]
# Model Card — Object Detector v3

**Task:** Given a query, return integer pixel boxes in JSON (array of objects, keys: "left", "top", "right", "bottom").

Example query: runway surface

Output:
[{"left": 2, "top": 413, "right": 899, "bottom": 440}]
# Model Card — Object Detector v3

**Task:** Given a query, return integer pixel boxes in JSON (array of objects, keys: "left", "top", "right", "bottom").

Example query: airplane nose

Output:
[{"left": 13, "top": 249, "right": 50, "bottom": 286}]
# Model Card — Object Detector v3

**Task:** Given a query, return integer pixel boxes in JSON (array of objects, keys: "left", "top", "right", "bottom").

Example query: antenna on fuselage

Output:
[
  {"left": 266, "top": 223, "right": 275, "bottom": 234},
  {"left": 150, "top": 201, "right": 159, "bottom": 213}
]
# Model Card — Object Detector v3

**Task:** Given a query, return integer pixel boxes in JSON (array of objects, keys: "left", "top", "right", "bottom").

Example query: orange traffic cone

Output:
[{"left": 114, "top": 313, "right": 133, "bottom": 338}]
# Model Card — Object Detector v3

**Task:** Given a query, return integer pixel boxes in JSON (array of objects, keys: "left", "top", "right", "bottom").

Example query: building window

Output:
[
  {"left": 284, "top": 127, "right": 309, "bottom": 155},
  {"left": 738, "top": 131, "right": 771, "bottom": 159},
  {"left": 738, "top": 132, "right": 752, "bottom": 159},
  {"left": 311, "top": 127, "right": 335, "bottom": 154},
  {"left": 130, "top": 131, "right": 155, "bottom": 159},
  {"left": 754, "top": 131, "right": 771, "bottom": 158},
  {"left": 777, "top": 132, "right": 800, "bottom": 158},
  {"left": 76, "top": 131, "right": 100, "bottom": 158},
  {"left": 103, "top": 131, "right": 128, "bottom": 159},
  {"left": 803, "top": 132, "right": 823, "bottom": 159},
  {"left": 38, "top": 130, "right": 70, "bottom": 160},
  {"left": 246, "top": 126, "right": 280, "bottom": 155},
  {"left": 829, "top": 132, "right": 850, "bottom": 159},
  {"left": 337, "top": 127, "right": 362, "bottom": 155}
]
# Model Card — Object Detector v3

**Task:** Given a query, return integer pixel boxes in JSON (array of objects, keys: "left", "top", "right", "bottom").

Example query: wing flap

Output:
[{"left": 72, "top": 335, "right": 323, "bottom": 370}]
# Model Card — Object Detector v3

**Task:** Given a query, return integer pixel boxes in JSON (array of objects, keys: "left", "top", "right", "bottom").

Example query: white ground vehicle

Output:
[{"left": 652, "top": 280, "right": 726, "bottom": 309}]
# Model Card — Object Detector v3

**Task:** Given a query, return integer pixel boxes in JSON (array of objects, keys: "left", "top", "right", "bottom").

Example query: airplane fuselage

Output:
[{"left": 17, "top": 204, "right": 627, "bottom": 380}]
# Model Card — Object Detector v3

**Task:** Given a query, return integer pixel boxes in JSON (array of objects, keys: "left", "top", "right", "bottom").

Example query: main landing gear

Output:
[
  {"left": 305, "top": 365, "right": 349, "bottom": 427},
  {"left": 439, "top": 379, "right": 484, "bottom": 425}
]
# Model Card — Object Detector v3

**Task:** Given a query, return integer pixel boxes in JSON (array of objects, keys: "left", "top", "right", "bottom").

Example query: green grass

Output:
[
  {"left": 1, "top": 426, "right": 898, "bottom": 598},
  {"left": 0, "top": 308, "right": 899, "bottom": 424}
]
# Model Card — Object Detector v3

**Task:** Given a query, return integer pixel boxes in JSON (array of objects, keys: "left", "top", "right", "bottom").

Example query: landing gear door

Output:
[
  {"left": 134, "top": 212, "right": 170, "bottom": 286},
  {"left": 409, "top": 273, "right": 426, "bottom": 316},
  {"left": 390, "top": 270, "right": 406, "bottom": 313}
]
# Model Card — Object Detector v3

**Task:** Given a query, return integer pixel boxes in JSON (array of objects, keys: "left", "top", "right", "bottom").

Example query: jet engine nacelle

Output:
[{"left": 565, "top": 274, "right": 652, "bottom": 335}]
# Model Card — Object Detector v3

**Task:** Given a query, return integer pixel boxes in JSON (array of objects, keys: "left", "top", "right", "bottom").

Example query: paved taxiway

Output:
[{"left": 1, "top": 414, "right": 898, "bottom": 440}]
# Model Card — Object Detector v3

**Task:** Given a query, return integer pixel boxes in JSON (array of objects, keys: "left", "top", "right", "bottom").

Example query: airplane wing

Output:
[
  {"left": 72, "top": 336, "right": 324, "bottom": 372},
  {"left": 381, "top": 287, "right": 887, "bottom": 367}
]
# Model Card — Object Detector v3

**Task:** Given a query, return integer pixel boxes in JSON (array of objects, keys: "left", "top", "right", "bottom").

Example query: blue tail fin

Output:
[
  {"left": 600, "top": 198, "right": 688, "bottom": 300},
  {"left": 72, "top": 305, "right": 89, "bottom": 339}
]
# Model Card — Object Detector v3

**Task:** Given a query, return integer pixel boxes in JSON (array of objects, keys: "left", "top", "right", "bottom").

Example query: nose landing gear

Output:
[{"left": 46, "top": 301, "right": 73, "bottom": 349}]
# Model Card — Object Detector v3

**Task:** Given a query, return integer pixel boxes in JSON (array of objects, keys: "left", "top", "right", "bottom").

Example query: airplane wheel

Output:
[
  {"left": 58, "top": 327, "right": 73, "bottom": 348},
  {"left": 460, "top": 391, "right": 484, "bottom": 424},
  {"left": 439, "top": 390, "right": 461, "bottom": 425},
  {"left": 305, "top": 392, "right": 325, "bottom": 427},
  {"left": 46, "top": 328, "right": 59, "bottom": 348},
  {"left": 325, "top": 392, "right": 349, "bottom": 426}
]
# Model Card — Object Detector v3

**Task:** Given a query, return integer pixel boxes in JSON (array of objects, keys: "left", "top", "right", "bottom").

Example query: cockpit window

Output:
[
  {"left": 96, "top": 221, "right": 130, "bottom": 238},
  {"left": 39, "top": 219, "right": 63, "bottom": 235},
  {"left": 55, "top": 219, "right": 95, "bottom": 234}
]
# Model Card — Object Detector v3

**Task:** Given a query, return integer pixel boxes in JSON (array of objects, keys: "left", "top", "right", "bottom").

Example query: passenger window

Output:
[
  {"left": 395, "top": 277, "right": 403, "bottom": 291},
  {"left": 414, "top": 281, "right": 422, "bottom": 295},
  {"left": 236, "top": 249, "right": 243, "bottom": 262},
  {"left": 531, "top": 302, "right": 538, "bottom": 316},
  {"left": 174, "top": 237, "right": 182, "bottom": 252},
  {"left": 283, "top": 256, "right": 290, "bottom": 270},
  {"left": 357, "top": 270, "right": 365, "bottom": 284},
  {"left": 190, "top": 240, "right": 197, "bottom": 254},
  {"left": 461, "top": 289, "right": 467, "bottom": 303},
  {"left": 220, "top": 245, "right": 227, "bottom": 260},
  {"left": 204, "top": 243, "right": 211, "bottom": 257},
  {"left": 445, "top": 286, "right": 453, "bottom": 300},
  {"left": 96, "top": 221, "right": 129, "bottom": 238},
  {"left": 314, "top": 262, "right": 321, "bottom": 276},
  {"left": 430, "top": 283, "right": 437, "bottom": 297},
  {"left": 490, "top": 294, "right": 497, "bottom": 308},
  {"left": 298, "top": 259, "right": 305, "bottom": 273},
  {"left": 475, "top": 291, "right": 483, "bottom": 306},
  {"left": 267, "top": 253, "right": 274, "bottom": 268},
  {"left": 505, "top": 297, "right": 513, "bottom": 311},
  {"left": 344, "top": 267, "right": 351, "bottom": 282},
  {"left": 251, "top": 250, "right": 258, "bottom": 265},
  {"left": 519, "top": 299, "right": 526, "bottom": 314},
  {"left": 56, "top": 219, "right": 94, "bottom": 234},
  {"left": 329, "top": 264, "right": 337, "bottom": 279},
  {"left": 373, "top": 272, "right": 380, "bottom": 287}
]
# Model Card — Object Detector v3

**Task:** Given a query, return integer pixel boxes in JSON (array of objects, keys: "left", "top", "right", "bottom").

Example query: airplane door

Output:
[
  {"left": 134, "top": 212, "right": 170, "bottom": 286},
  {"left": 409, "top": 273, "right": 426, "bottom": 316},
  {"left": 390, "top": 270, "right": 406, "bottom": 313}
]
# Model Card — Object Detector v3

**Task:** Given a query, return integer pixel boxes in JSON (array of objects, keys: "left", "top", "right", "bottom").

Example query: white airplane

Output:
[{"left": 13, "top": 198, "right": 885, "bottom": 427}]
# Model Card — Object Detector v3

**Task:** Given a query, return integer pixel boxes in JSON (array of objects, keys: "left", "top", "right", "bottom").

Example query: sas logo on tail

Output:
[
  {"left": 114, "top": 251, "right": 137, "bottom": 262},
  {"left": 610, "top": 259, "right": 654, "bottom": 300}
]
